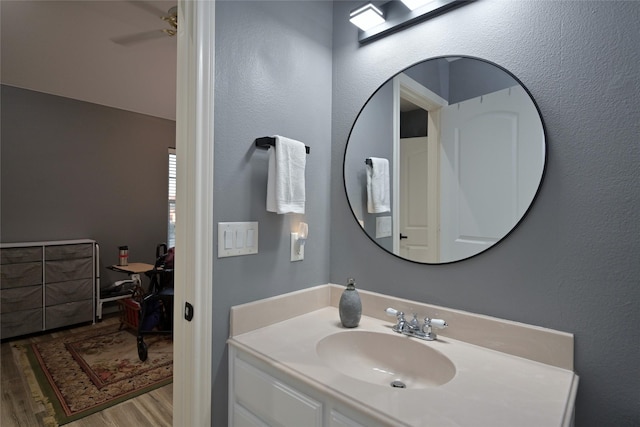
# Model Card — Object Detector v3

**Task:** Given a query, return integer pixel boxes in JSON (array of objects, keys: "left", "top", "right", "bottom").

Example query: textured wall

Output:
[
  {"left": 0, "top": 85, "right": 175, "bottom": 286},
  {"left": 330, "top": 1, "right": 639, "bottom": 426},
  {"left": 211, "top": 2, "right": 333, "bottom": 425}
]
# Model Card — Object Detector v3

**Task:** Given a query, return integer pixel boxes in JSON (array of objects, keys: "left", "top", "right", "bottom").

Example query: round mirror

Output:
[{"left": 343, "top": 56, "right": 546, "bottom": 264}]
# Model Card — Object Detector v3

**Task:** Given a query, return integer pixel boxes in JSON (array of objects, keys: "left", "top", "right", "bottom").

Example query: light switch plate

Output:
[{"left": 218, "top": 222, "right": 258, "bottom": 258}]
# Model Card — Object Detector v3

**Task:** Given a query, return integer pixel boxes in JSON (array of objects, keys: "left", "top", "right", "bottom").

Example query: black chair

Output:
[{"left": 137, "top": 243, "right": 174, "bottom": 361}]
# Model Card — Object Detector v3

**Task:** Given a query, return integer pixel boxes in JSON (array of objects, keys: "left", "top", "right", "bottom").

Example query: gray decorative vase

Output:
[{"left": 339, "top": 278, "right": 362, "bottom": 328}]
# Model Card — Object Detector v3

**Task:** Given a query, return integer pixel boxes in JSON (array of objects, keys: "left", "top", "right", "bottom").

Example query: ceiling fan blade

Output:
[
  {"left": 125, "top": 0, "right": 167, "bottom": 18},
  {"left": 111, "top": 30, "right": 168, "bottom": 46}
]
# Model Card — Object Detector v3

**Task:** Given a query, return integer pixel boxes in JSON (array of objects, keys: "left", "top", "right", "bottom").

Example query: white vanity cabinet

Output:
[{"left": 229, "top": 347, "right": 385, "bottom": 427}]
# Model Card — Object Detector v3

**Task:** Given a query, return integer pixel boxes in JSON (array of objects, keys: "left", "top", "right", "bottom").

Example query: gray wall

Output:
[
  {"left": 1, "top": 85, "right": 175, "bottom": 286},
  {"left": 448, "top": 57, "right": 518, "bottom": 104},
  {"left": 331, "top": 1, "right": 639, "bottom": 427},
  {"left": 211, "top": 2, "right": 333, "bottom": 425}
]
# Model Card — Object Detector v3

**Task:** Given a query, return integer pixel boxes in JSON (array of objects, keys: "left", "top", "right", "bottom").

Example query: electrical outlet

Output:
[{"left": 291, "top": 233, "right": 304, "bottom": 262}]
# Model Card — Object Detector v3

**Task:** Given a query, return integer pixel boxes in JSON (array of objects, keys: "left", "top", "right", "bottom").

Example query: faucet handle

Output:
[
  {"left": 385, "top": 307, "right": 404, "bottom": 318},
  {"left": 422, "top": 317, "right": 448, "bottom": 340},
  {"left": 427, "top": 318, "right": 448, "bottom": 329}
]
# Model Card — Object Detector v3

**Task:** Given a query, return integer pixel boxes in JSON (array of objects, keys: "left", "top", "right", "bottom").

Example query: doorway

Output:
[{"left": 393, "top": 73, "right": 445, "bottom": 263}]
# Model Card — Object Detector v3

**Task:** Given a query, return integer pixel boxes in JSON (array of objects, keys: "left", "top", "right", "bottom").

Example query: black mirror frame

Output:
[{"left": 342, "top": 55, "right": 548, "bottom": 265}]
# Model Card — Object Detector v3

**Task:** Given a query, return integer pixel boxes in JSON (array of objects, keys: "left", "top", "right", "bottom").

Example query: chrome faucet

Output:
[
  {"left": 385, "top": 308, "right": 448, "bottom": 341},
  {"left": 388, "top": 309, "right": 407, "bottom": 333}
]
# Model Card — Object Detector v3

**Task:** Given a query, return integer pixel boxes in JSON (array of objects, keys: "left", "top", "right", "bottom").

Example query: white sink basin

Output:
[{"left": 316, "top": 330, "right": 456, "bottom": 389}]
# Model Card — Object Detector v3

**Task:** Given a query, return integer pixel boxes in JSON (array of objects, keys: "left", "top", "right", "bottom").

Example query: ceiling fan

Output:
[
  {"left": 161, "top": 6, "right": 178, "bottom": 36},
  {"left": 111, "top": 5, "right": 177, "bottom": 46}
]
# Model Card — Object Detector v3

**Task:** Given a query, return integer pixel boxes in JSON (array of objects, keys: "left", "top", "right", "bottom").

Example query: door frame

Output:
[
  {"left": 173, "top": 1, "right": 215, "bottom": 425},
  {"left": 392, "top": 73, "right": 447, "bottom": 259}
]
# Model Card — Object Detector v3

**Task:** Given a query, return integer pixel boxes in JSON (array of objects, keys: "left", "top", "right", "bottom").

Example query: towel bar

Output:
[
  {"left": 365, "top": 158, "right": 373, "bottom": 166},
  {"left": 255, "top": 137, "right": 310, "bottom": 154}
]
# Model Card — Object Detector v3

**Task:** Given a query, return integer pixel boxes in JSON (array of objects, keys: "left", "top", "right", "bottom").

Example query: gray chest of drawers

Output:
[{"left": 1, "top": 239, "right": 96, "bottom": 339}]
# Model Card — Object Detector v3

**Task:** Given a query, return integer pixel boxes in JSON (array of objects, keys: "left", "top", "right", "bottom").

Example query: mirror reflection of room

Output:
[{"left": 345, "top": 56, "right": 545, "bottom": 264}]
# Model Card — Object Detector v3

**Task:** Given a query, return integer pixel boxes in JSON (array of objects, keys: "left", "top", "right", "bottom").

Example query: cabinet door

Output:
[
  {"left": 329, "top": 410, "right": 368, "bottom": 427},
  {"left": 233, "top": 357, "right": 323, "bottom": 427},
  {"left": 233, "top": 404, "right": 270, "bottom": 427}
]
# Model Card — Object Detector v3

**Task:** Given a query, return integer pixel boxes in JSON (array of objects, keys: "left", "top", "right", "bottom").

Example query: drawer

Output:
[
  {"left": 0, "top": 261, "right": 43, "bottom": 289},
  {"left": 1, "top": 308, "right": 43, "bottom": 339},
  {"left": 45, "top": 300, "right": 93, "bottom": 330},
  {"left": 46, "top": 279, "right": 93, "bottom": 306},
  {"left": 1, "top": 285, "right": 42, "bottom": 313},
  {"left": 45, "top": 258, "right": 93, "bottom": 283},
  {"left": 45, "top": 243, "right": 93, "bottom": 261},
  {"left": 0, "top": 246, "right": 42, "bottom": 264},
  {"left": 234, "top": 357, "right": 322, "bottom": 427}
]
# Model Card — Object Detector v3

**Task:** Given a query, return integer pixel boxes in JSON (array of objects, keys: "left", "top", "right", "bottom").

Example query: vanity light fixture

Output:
[
  {"left": 400, "top": 0, "right": 434, "bottom": 11},
  {"left": 349, "top": 3, "right": 385, "bottom": 32},
  {"left": 353, "top": 0, "right": 471, "bottom": 43},
  {"left": 291, "top": 222, "right": 308, "bottom": 262}
]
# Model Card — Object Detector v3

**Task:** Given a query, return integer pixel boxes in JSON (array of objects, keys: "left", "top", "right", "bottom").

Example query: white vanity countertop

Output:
[{"left": 229, "top": 304, "right": 578, "bottom": 427}]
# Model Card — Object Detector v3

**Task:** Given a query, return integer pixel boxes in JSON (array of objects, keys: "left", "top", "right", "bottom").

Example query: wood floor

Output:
[{"left": 1, "top": 315, "right": 172, "bottom": 427}]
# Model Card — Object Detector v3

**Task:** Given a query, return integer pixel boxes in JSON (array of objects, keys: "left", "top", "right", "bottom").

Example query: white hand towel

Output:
[
  {"left": 266, "top": 135, "right": 306, "bottom": 214},
  {"left": 366, "top": 157, "right": 390, "bottom": 213}
]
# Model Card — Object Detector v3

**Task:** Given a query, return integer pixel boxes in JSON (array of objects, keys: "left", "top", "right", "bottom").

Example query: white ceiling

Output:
[{"left": 1, "top": 0, "right": 177, "bottom": 121}]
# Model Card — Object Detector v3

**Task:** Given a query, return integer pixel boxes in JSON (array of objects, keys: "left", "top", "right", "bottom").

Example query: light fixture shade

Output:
[
  {"left": 297, "top": 222, "right": 308, "bottom": 240},
  {"left": 400, "top": 0, "right": 434, "bottom": 11},
  {"left": 349, "top": 3, "right": 385, "bottom": 31}
]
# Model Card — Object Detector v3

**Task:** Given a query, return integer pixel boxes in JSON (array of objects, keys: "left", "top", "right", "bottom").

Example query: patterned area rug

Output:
[{"left": 18, "top": 324, "right": 172, "bottom": 425}]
